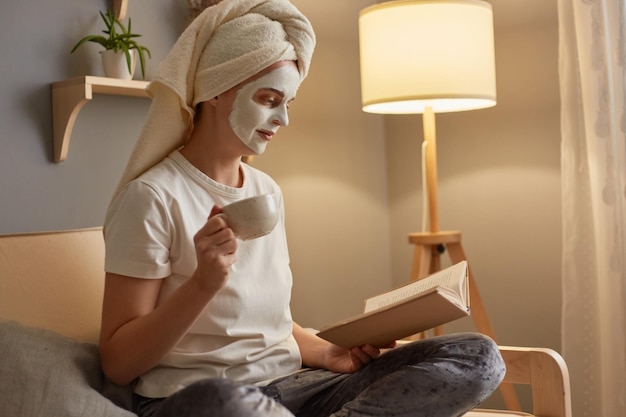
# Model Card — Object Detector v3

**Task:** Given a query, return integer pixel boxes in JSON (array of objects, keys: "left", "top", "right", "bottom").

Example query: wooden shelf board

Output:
[
  {"left": 52, "top": 76, "right": 149, "bottom": 97},
  {"left": 51, "top": 76, "right": 149, "bottom": 162}
]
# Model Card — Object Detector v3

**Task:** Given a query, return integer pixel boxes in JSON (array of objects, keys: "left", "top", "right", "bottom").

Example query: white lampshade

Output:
[{"left": 359, "top": 0, "right": 497, "bottom": 114}]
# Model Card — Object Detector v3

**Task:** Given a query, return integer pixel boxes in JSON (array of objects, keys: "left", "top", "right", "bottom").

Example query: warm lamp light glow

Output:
[
  {"left": 359, "top": 0, "right": 496, "bottom": 114},
  {"left": 358, "top": 0, "right": 497, "bottom": 233}
]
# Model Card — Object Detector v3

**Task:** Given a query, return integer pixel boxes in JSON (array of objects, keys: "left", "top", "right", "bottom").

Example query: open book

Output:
[{"left": 316, "top": 261, "right": 470, "bottom": 348}]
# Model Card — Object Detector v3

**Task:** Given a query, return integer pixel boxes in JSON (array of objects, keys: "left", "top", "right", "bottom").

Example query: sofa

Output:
[
  {"left": 0, "top": 228, "right": 135, "bottom": 416},
  {"left": 0, "top": 228, "right": 571, "bottom": 417}
]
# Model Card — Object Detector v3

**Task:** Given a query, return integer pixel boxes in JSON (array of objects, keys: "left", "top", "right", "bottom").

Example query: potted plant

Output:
[{"left": 71, "top": 9, "right": 151, "bottom": 80}]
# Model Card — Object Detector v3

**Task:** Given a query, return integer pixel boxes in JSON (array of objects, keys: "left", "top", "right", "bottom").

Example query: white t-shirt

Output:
[{"left": 104, "top": 151, "right": 302, "bottom": 398}]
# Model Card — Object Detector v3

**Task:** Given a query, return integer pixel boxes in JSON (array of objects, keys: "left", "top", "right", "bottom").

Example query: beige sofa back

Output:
[{"left": 0, "top": 228, "right": 105, "bottom": 343}]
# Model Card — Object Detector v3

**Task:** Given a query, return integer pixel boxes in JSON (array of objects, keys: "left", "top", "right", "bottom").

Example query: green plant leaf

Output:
[
  {"left": 70, "top": 8, "right": 152, "bottom": 78},
  {"left": 70, "top": 35, "right": 108, "bottom": 53}
]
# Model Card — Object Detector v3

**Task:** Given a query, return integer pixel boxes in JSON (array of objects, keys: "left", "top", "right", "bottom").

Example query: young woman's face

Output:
[{"left": 229, "top": 64, "right": 300, "bottom": 155}]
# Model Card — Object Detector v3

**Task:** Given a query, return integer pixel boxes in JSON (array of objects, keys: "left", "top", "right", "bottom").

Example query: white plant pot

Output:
[{"left": 101, "top": 49, "right": 137, "bottom": 80}]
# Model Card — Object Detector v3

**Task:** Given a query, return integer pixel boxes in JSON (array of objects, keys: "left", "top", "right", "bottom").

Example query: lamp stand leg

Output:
[{"left": 408, "top": 230, "right": 522, "bottom": 411}]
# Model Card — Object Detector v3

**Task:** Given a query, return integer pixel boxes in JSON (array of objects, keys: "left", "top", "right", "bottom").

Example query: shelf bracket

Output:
[{"left": 52, "top": 80, "right": 92, "bottom": 163}]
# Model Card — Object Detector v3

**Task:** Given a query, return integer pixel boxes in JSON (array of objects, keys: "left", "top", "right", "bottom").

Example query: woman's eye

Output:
[{"left": 255, "top": 91, "right": 282, "bottom": 107}]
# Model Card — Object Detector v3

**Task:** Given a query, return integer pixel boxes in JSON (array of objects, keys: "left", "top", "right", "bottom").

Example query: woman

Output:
[{"left": 100, "top": 1, "right": 505, "bottom": 416}]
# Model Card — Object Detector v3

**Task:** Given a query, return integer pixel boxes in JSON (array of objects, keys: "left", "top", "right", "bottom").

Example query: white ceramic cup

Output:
[{"left": 218, "top": 193, "right": 279, "bottom": 240}]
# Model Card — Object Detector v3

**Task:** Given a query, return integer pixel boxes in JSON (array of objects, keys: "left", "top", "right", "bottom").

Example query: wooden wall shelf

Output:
[{"left": 51, "top": 76, "right": 149, "bottom": 162}]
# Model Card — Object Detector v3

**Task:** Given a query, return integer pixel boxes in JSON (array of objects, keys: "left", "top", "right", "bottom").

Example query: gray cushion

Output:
[{"left": 0, "top": 321, "right": 136, "bottom": 417}]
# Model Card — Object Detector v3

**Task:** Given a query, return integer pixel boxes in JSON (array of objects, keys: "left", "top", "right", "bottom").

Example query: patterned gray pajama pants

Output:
[{"left": 134, "top": 332, "right": 505, "bottom": 417}]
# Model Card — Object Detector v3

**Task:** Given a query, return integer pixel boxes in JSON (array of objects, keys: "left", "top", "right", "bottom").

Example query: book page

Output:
[{"left": 363, "top": 261, "right": 467, "bottom": 313}]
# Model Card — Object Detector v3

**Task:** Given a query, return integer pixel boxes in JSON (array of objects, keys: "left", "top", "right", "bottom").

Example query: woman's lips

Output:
[{"left": 257, "top": 129, "right": 275, "bottom": 141}]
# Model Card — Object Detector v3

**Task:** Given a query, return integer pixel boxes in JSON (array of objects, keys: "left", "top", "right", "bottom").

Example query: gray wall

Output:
[{"left": 1, "top": 0, "right": 188, "bottom": 233}]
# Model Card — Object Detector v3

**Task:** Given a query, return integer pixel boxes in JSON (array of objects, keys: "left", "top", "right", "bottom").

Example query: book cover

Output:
[{"left": 316, "top": 261, "right": 470, "bottom": 348}]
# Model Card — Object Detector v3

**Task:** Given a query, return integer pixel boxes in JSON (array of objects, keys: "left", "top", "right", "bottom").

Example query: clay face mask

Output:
[{"left": 229, "top": 65, "right": 301, "bottom": 155}]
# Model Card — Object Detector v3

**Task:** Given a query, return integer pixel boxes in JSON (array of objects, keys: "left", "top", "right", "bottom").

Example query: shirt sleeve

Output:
[{"left": 103, "top": 179, "right": 172, "bottom": 279}]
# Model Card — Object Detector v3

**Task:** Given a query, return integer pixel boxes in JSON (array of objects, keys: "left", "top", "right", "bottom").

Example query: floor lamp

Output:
[{"left": 359, "top": 0, "right": 521, "bottom": 411}]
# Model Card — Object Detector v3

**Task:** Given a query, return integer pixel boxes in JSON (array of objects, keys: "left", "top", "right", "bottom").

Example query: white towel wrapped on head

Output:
[{"left": 110, "top": 0, "right": 315, "bottom": 204}]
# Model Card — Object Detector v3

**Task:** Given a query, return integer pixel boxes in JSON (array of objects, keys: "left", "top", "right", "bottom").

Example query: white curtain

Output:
[{"left": 558, "top": 0, "right": 626, "bottom": 416}]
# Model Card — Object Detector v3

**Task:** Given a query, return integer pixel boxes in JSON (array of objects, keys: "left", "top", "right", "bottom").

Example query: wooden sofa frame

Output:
[{"left": 466, "top": 346, "right": 572, "bottom": 417}]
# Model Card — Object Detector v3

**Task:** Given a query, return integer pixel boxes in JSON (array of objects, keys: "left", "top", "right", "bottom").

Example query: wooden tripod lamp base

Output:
[
  {"left": 409, "top": 231, "right": 495, "bottom": 338},
  {"left": 408, "top": 230, "right": 522, "bottom": 411}
]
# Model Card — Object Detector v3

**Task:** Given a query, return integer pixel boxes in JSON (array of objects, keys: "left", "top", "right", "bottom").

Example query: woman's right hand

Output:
[{"left": 191, "top": 205, "right": 238, "bottom": 292}]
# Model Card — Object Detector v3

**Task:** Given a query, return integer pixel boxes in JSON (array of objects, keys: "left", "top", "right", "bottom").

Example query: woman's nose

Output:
[{"left": 272, "top": 106, "right": 289, "bottom": 127}]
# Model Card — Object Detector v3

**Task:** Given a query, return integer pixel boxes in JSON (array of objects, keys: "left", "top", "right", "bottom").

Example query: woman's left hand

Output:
[
  {"left": 323, "top": 342, "right": 396, "bottom": 373},
  {"left": 292, "top": 323, "right": 396, "bottom": 373}
]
